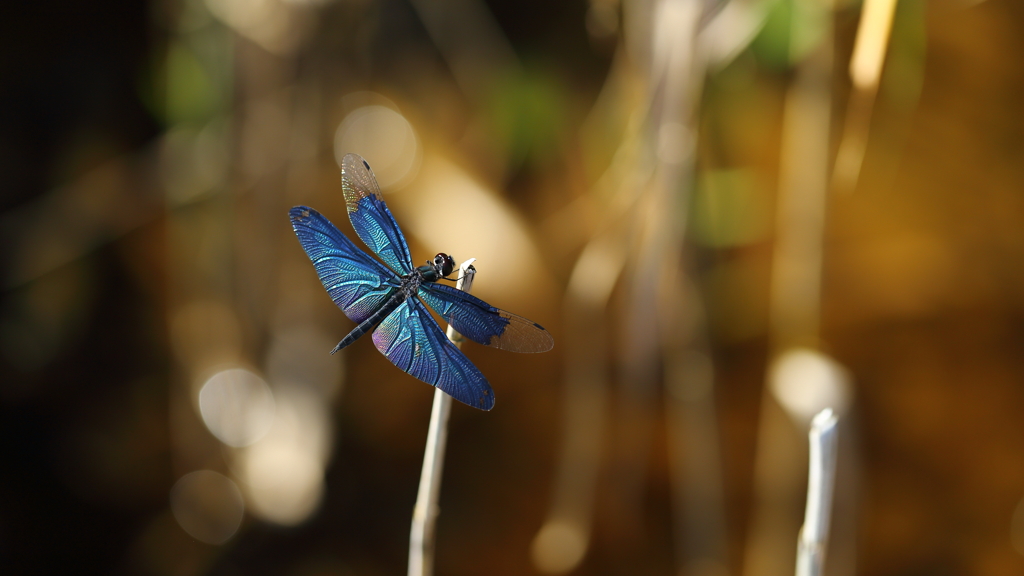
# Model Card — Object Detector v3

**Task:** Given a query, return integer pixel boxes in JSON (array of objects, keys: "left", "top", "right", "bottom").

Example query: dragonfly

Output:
[{"left": 289, "top": 153, "right": 553, "bottom": 410}]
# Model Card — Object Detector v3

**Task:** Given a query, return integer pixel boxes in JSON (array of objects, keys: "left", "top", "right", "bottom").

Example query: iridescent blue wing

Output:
[
  {"left": 372, "top": 297, "right": 495, "bottom": 410},
  {"left": 341, "top": 153, "right": 414, "bottom": 274},
  {"left": 418, "top": 283, "right": 554, "bottom": 353},
  {"left": 290, "top": 206, "right": 401, "bottom": 323}
]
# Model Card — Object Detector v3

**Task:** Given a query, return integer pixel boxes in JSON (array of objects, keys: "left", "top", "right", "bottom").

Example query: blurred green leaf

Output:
[
  {"left": 690, "top": 168, "right": 771, "bottom": 247},
  {"left": 164, "top": 42, "right": 218, "bottom": 125},
  {"left": 751, "top": 0, "right": 791, "bottom": 68},
  {"left": 485, "top": 68, "right": 569, "bottom": 171},
  {"left": 880, "top": 0, "right": 926, "bottom": 108},
  {"left": 144, "top": 31, "right": 231, "bottom": 127},
  {"left": 750, "top": 0, "right": 827, "bottom": 68}
]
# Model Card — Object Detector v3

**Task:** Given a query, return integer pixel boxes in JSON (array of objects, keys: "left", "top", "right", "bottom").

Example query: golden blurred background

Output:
[{"left": 3, "top": 0, "right": 1024, "bottom": 574}]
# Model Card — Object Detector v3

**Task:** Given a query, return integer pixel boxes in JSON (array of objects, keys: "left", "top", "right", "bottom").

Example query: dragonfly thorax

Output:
[{"left": 415, "top": 252, "right": 455, "bottom": 282}]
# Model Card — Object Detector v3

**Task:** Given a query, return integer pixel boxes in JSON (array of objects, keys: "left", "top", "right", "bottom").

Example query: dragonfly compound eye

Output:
[{"left": 434, "top": 253, "right": 455, "bottom": 277}]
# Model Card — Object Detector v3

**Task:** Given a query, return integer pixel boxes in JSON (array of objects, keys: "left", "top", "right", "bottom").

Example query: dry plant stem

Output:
[
  {"left": 530, "top": 234, "right": 622, "bottom": 573},
  {"left": 408, "top": 259, "right": 477, "bottom": 576},
  {"left": 796, "top": 409, "right": 839, "bottom": 576},
  {"left": 744, "top": 4, "right": 835, "bottom": 574},
  {"left": 834, "top": 0, "right": 899, "bottom": 193}
]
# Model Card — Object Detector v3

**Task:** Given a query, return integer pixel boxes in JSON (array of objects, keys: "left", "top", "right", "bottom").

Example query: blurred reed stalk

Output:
[
  {"left": 662, "top": 303, "right": 729, "bottom": 576},
  {"left": 531, "top": 231, "right": 622, "bottom": 574},
  {"left": 408, "top": 259, "right": 476, "bottom": 576},
  {"left": 534, "top": 0, "right": 772, "bottom": 572},
  {"left": 833, "top": 0, "right": 900, "bottom": 193},
  {"left": 796, "top": 409, "right": 839, "bottom": 576},
  {"left": 744, "top": 0, "right": 837, "bottom": 574}
]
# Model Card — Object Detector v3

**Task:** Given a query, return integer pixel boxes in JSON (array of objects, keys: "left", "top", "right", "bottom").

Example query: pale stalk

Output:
[
  {"left": 796, "top": 408, "right": 840, "bottom": 576},
  {"left": 408, "top": 258, "right": 477, "bottom": 576}
]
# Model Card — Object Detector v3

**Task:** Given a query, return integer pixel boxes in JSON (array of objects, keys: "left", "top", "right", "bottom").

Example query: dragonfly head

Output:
[{"left": 432, "top": 253, "right": 456, "bottom": 278}]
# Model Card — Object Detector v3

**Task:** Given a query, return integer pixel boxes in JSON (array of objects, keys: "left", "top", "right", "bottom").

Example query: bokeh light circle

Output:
[
  {"left": 169, "top": 470, "right": 245, "bottom": 545},
  {"left": 531, "top": 519, "right": 588, "bottom": 574},
  {"left": 240, "top": 441, "right": 324, "bottom": 526},
  {"left": 198, "top": 368, "right": 276, "bottom": 447},
  {"left": 334, "top": 104, "right": 420, "bottom": 189},
  {"left": 770, "top": 348, "right": 852, "bottom": 424}
]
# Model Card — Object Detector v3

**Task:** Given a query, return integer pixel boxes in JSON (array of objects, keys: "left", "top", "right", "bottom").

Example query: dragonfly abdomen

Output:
[{"left": 330, "top": 281, "right": 416, "bottom": 354}]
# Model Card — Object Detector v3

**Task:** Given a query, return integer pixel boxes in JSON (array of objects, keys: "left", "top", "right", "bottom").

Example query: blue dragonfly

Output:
[{"left": 289, "top": 153, "right": 553, "bottom": 410}]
